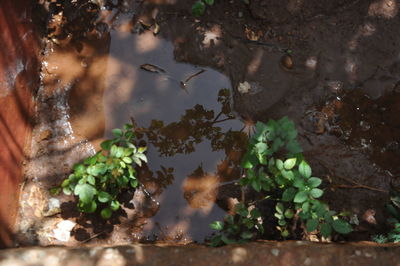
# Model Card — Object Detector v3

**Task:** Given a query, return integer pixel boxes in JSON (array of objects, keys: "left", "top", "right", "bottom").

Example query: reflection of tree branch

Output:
[
  {"left": 212, "top": 111, "right": 223, "bottom": 123},
  {"left": 212, "top": 117, "right": 234, "bottom": 124}
]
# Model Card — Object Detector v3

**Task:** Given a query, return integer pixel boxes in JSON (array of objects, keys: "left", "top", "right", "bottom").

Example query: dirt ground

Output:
[{"left": 14, "top": 0, "right": 400, "bottom": 246}]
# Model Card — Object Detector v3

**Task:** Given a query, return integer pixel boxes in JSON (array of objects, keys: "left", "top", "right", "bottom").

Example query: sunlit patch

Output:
[
  {"left": 135, "top": 31, "right": 160, "bottom": 53},
  {"left": 368, "top": 0, "right": 398, "bottom": 18},
  {"left": 348, "top": 23, "right": 376, "bottom": 51},
  {"left": 247, "top": 49, "right": 264, "bottom": 75},
  {"left": 133, "top": 245, "right": 145, "bottom": 264},
  {"left": 305, "top": 56, "right": 318, "bottom": 70},
  {"left": 361, "top": 23, "right": 376, "bottom": 36},
  {"left": 231, "top": 247, "right": 248, "bottom": 264},
  {"left": 203, "top": 25, "right": 222, "bottom": 48},
  {"left": 182, "top": 171, "right": 219, "bottom": 214},
  {"left": 105, "top": 58, "right": 137, "bottom": 104},
  {"left": 345, "top": 58, "right": 358, "bottom": 81},
  {"left": 165, "top": 220, "right": 191, "bottom": 242}
]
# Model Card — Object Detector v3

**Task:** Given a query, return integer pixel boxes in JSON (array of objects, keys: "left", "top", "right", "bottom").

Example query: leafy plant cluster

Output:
[
  {"left": 191, "top": 0, "right": 214, "bottom": 17},
  {"left": 372, "top": 190, "right": 400, "bottom": 243},
  {"left": 53, "top": 124, "right": 147, "bottom": 219},
  {"left": 209, "top": 117, "right": 352, "bottom": 245},
  {"left": 209, "top": 203, "right": 264, "bottom": 246}
]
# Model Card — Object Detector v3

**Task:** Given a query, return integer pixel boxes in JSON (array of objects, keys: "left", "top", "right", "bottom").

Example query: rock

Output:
[
  {"left": 238, "top": 81, "right": 251, "bottom": 94},
  {"left": 52, "top": 220, "right": 76, "bottom": 242},
  {"left": 281, "top": 55, "right": 294, "bottom": 70},
  {"left": 43, "top": 198, "right": 61, "bottom": 217}
]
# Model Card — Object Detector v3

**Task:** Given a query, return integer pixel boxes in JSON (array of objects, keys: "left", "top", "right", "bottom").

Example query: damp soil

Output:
[{"left": 15, "top": 0, "right": 400, "bottom": 246}]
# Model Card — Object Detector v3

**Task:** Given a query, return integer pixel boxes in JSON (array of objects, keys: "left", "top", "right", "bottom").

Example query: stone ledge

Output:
[{"left": 1, "top": 241, "right": 399, "bottom": 266}]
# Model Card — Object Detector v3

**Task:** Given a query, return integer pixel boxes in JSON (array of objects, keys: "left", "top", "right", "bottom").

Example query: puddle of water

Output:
[{"left": 69, "top": 29, "right": 247, "bottom": 242}]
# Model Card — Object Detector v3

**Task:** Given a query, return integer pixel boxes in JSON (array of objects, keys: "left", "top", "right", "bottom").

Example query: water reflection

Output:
[
  {"left": 66, "top": 28, "right": 249, "bottom": 242},
  {"left": 129, "top": 88, "right": 248, "bottom": 242}
]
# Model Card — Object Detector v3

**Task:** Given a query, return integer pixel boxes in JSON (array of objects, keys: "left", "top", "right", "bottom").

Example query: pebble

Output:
[{"left": 281, "top": 55, "right": 294, "bottom": 69}]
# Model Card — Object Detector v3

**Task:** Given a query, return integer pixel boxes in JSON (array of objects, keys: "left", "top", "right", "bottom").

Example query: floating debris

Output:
[{"left": 140, "top": 63, "right": 166, "bottom": 74}]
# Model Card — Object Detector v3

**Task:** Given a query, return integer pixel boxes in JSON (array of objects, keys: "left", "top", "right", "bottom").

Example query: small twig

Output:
[
  {"left": 184, "top": 69, "right": 206, "bottom": 83},
  {"left": 318, "top": 161, "right": 388, "bottom": 193},
  {"left": 82, "top": 230, "right": 107, "bottom": 243},
  {"left": 212, "top": 117, "right": 234, "bottom": 124},
  {"left": 331, "top": 184, "right": 387, "bottom": 193}
]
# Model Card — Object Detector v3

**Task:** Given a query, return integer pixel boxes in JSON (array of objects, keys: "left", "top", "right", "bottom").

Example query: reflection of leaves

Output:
[
  {"left": 137, "top": 164, "right": 175, "bottom": 194},
  {"left": 143, "top": 89, "right": 237, "bottom": 157},
  {"left": 135, "top": 88, "right": 247, "bottom": 193}
]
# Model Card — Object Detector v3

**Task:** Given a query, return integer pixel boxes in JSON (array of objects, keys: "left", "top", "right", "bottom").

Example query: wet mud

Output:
[{"left": 15, "top": 0, "right": 400, "bottom": 246}]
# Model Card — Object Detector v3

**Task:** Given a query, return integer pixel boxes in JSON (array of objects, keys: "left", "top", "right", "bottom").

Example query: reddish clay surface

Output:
[{"left": 0, "top": 0, "right": 39, "bottom": 247}]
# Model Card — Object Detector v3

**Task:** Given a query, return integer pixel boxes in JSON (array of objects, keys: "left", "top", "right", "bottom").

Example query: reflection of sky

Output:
[{"left": 103, "top": 30, "right": 243, "bottom": 242}]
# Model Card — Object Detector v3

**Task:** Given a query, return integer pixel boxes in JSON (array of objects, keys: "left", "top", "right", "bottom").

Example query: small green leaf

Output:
[
  {"left": 306, "top": 219, "right": 319, "bottom": 232},
  {"left": 87, "top": 175, "right": 96, "bottom": 185},
  {"left": 130, "top": 179, "right": 138, "bottom": 188},
  {"left": 73, "top": 163, "right": 85, "bottom": 176},
  {"left": 110, "top": 200, "right": 120, "bottom": 211},
  {"left": 284, "top": 209, "right": 294, "bottom": 219},
  {"left": 63, "top": 187, "right": 72, "bottom": 195},
  {"left": 282, "top": 188, "right": 296, "bottom": 202},
  {"left": 307, "top": 177, "right": 322, "bottom": 188},
  {"left": 123, "top": 123, "right": 133, "bottom": 130},
  {"left": 192, "top": 1, "right": 206, "bottom": 17},
  {"left": 255, "top": 142, "right": 268, "bottom": 155},
  {"left": 101, "top": 208, "right": 112, "bottom": 219},
  {"left": 276, "top": 159, "right": 284, "bottom": 170},
  {"left": 251, "top": 179, "right": 261, "bottom": 192},
  {"left": 250, "top": 209, "right": 262, "bottom": 218},
  {"left": 98, "top": 191, "right": 112, "bottom": 203},
  {"left": 286, "top": 140, "right": 303, "bottom": 154},
  {"left": 210, "top": 221, "right": 224, "bottom": 230},
  {"left": 281, "top": 169, "right": 294, "bottom": 180},
  {"left": 321, "top": 223, "right": 332, "bottom": 238},
  {"left": 294, "top": 191, "right": 308, "bottom": 203},
  {"left": 100, "top": 140, "right": 113, "bottom": 151},
  {"left": 50, "top": 187, "right": 61, "bottom": 196},
  {"left": 138, "top": 146, "right": 147, "bottom": 153},
  {"left": 281, "top": 230, "right": 289, "bottom": 238},
  {"left": 299, "top": 161, "right": 312, "bottom": 178},
  {"left": 302, "top": 202, "right": 310, "bottom": 213},
  {"left": 79, "top": 201, "right": 97, "bottom": 213},
  {"left": 112, "top": 128, "right": 123, "bottom": 137},
  {"left": 122, "top": 157, "right": 133, "bottom": 164},
  {"left": 310, "top": 188, "right": 324, "bottom": 198},
  {"left": 275, "top": 203, "right": 284, "bottom": 214},
  {"left": 240, "top": 231, "right": 253, "bottom": 239},
  {"left": 61, "top": 179, "right": 70, "bottom": 188},
  {"left": 135, "top": 153, "right": 148, "bottom": 163},
  {"left": 332, "top": 219, "right": 352, "bottom": 234},
  {"left": 204, "top": 0, "right": 214, "bottom": 5},
  {"left": 284, "top": 158, "right": 296, "bottom": 170},
  {"left": 110, "top": 145, "right": 118, "bottom": 157},
  {"left": 74, "top": 184, "right": 97, "bottom": 204}
]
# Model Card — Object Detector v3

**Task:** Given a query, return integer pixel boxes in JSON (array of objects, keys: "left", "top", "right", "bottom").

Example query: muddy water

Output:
[{"left": 69, "top": 29, "right": 246, "bottom": 242}]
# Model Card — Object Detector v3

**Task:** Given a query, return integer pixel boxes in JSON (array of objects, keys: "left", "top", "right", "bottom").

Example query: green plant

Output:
[
  {"left": 209, "top": 117, "right": 352, "bottom": 245},
  {"left": 191, "top": 0, "right": 214, "bottom": 17},
  {"left": 372, "top": 189, "right": 400, "bottom": 243},
  {"left": 53, "top": 124, "right": 147, "bottom": 219},
  {"left": 209, "top": 203, "right": 264, "bottom": 246}
]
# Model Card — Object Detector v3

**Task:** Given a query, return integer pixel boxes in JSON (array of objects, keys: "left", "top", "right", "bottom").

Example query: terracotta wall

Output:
[{"left": 0, "top": 0, "right": 40, "bottom": 247}]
